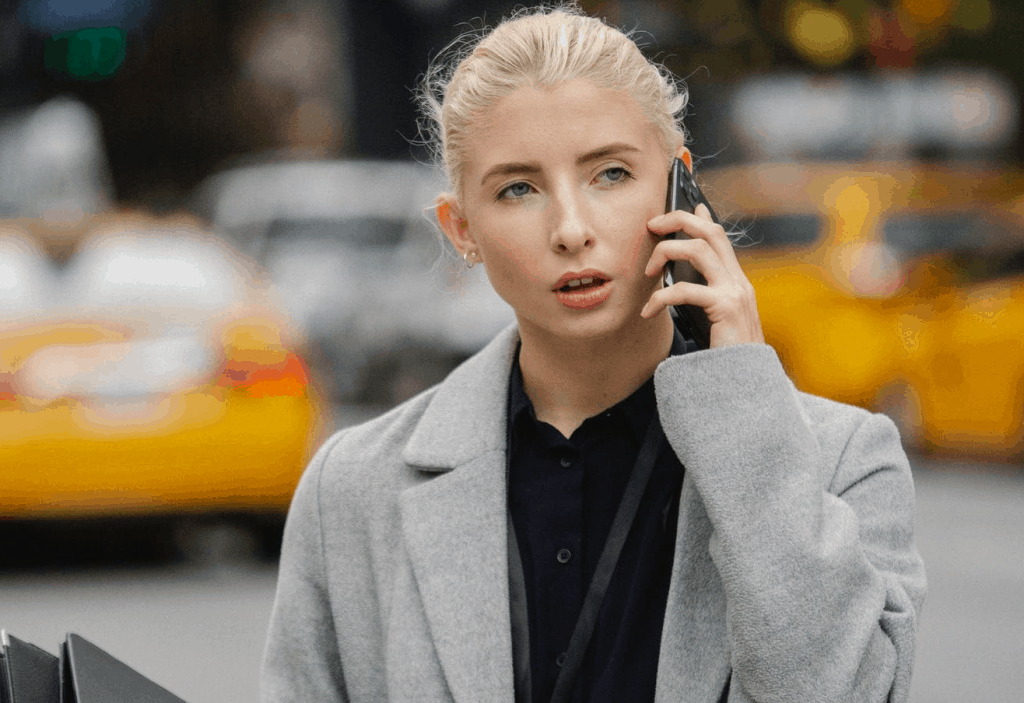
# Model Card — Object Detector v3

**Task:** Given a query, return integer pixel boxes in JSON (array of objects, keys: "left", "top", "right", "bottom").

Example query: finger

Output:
[
  {"left": 647, "top": 207, "right": 755, "bottom": 292},
  {"left": 644, "top": 238, "right": 729, "bottom": 284},
  {"left": 683, "top": 216, "right": 741, "bottom": 275},
  {"left": 648, "top": 210, "right": 741, "bottom": 272},
  {"left": 640, "top": 281, "right": 716, "bottom": 319},
  {"left": 642, "top": 278, "right": 764, "bottom": 344},
  {"left": 647, "top": 209, "right": 704, "bottom": 236},
  {"left": 650, "top": 200, "right": 733, "bottom": 239},
  {"left": 647, "top": 205, "right": 719, "bottom": 236}
]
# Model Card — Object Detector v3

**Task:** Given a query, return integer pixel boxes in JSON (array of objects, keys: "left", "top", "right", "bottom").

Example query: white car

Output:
[{"left": 191, "top": 159, "right": 515, "bottom": 408}]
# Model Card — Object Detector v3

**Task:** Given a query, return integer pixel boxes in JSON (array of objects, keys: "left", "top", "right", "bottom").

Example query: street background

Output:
[
  {"left": 2, "top": 456, "right": 1022, "bottom": 703},
  {"left": 2, "top": 0, "right": 1024, "bottom": 701}
]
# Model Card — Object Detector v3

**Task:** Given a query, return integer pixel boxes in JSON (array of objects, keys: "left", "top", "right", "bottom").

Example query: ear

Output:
[
  {"left": 674, "top": 145, "right": 693, "bottom": 173},
  {"left": 435, "top": 195, "right": 472, "bottom": 252}
]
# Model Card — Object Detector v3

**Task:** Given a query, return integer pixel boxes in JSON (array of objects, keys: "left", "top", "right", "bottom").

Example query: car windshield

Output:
[
  {"left": 61, "top": 233, "right": 244, "bottom": 314},
  {"left": 881, "top": 213, "right": 1007, "bottom": 254},
  {"left": 938, "top": 248, "right": 1024, "bottom": 284},
  {"left": 266, "top": 217, "right": 406, "bottom": 249},
  {"left": 733, "top": 213, "right": 822, "bottom": 248}
]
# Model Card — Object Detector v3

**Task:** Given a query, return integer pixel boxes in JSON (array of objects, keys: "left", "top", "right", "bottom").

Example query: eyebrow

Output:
[
  {"left": 578, "top": 143, "right": 642, "bottom": 164},
  {"left": 479, "top": 142, "right": 643, "bottom": 186}
]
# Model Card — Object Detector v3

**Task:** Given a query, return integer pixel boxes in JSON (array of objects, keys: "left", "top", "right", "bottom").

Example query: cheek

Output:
[
  {"left": 595, "top": 186, "right": 663, "bottom": 268},
  {"left": 489, "top": 247, "right": 545, "bottom": 290},
  {"left": 475, "top": 212, "right": 548, "bottom": 283},
  {"left": 615, "top": 210, "right": 660, "bottom": 274}
]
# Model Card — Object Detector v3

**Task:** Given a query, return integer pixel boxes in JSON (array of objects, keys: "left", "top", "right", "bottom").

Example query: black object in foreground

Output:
[
  {"left": 1, "top": 631, "right": 187, "bottom": 703},
  {"left": 1, "top": 633, "right": 59, "bottom": 703},
  {"left": 665, "top": 156, "right": 718, "bottom": 351}
]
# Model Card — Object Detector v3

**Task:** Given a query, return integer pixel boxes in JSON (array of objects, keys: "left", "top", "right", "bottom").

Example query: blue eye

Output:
[
  {"left": 499, "top": 182, "right": 533, "bottom": 200},
  {"left": 598, "top": 167, "right": 632, "bottom": 185}
]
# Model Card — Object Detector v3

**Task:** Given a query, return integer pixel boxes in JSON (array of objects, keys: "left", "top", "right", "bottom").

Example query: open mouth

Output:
[
  {"left": 554, "top": 275, "right": 612, "bottom": 310},
  {"left": 558, "top": 276, "right": 606, "bottom": 293}
]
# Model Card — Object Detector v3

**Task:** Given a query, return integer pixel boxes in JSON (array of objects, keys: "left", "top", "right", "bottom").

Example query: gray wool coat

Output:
[{"left": 261, "top": 325, "right": 926, "bottom": 703}]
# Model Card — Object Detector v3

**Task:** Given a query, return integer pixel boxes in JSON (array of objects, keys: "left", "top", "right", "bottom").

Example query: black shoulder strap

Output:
[{"left": 507, "top": 519, "right": 532, "bottom": 703}]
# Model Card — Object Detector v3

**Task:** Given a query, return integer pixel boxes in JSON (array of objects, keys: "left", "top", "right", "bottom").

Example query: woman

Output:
[{"left": 261, "top": 6, "right": 926, "bottom": 703}]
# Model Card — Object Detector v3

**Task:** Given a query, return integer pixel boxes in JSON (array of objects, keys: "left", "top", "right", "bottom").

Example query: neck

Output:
[{"left": 518, "top": 310, "right": 674, "bottom": 438}]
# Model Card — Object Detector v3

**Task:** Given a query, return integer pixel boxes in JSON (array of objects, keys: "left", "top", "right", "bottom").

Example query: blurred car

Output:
[
  {"left": 0, "top": 96, "right": 113, "bottom": 262},
  {"left": 189, "top": 158, "right": 515, "bottom": 412},
  {"left": 1, "top": 213, "right": 326, "bottom": 519},
  {"left": 699, "top": 160, "right": 1024, "bottom": 458}
]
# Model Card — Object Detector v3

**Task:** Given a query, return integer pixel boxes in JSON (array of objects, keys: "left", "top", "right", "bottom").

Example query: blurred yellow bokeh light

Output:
[
  {"left": 786, "top": 1, "right": 857, "bottom": 67},
  {"left": 900, "top": 0, "right": 955, "bottom": 26}
]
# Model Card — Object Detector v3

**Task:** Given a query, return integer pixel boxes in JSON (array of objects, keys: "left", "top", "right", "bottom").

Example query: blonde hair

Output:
[{"left": 416, "top": 3, "right": 689, "bottom": 199}]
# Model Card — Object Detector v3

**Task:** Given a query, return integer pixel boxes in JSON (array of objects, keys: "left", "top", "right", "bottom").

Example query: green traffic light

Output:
[{"left": 44, "top": 27, "right": 127, "bottom": 80}]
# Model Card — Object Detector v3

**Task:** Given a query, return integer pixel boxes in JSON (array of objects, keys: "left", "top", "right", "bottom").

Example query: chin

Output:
[{"left": 533, "top": 305, "right": 652, "bottom": 344}]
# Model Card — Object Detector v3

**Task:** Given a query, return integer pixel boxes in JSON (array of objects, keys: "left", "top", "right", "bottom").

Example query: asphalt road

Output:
[
  {"left": 908, "top": 459, "right": 1024, "bottom": 702},
  {"left": 1, "top": 457, "right": 1022, "bottom": 703}
]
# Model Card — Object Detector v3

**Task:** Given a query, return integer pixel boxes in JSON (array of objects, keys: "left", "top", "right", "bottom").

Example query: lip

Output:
[
  {"left": 553, "top": 269, "right": 612, "bottom": 310},
  {"left": 552, "top": 269, "right": 610, "bottom": 291}
]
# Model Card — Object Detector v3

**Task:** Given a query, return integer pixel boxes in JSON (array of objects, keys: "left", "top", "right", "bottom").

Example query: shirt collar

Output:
[{"left": 508, "top": 324, "right": 690, "bottom": 443}]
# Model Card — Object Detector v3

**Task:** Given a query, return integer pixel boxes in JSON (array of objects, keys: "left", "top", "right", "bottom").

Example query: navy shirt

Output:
[{"left": 507, "top": 328, "right": 689, "bottom": 703}]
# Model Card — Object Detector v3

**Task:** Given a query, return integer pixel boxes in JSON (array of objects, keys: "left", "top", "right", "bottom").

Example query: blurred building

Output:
[
  {"left": 1, "top": 0, "right": 1021, "bottom": 208},
  {"left": 3, "top": 0, "right": 1024, "bottom": 464}
]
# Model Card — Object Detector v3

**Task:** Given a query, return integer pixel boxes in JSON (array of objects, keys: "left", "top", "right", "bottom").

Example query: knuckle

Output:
[
  {"left": 661, "top": 240, "right": 687, "bottom": 261},
  {"left": 722, "top": 286, "right": 745, "bottom": 309}
]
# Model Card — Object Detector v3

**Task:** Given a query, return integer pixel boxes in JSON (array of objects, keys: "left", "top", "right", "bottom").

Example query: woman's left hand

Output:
[{"left": 641, "top": 203, "right": 765, "bottom": 348}]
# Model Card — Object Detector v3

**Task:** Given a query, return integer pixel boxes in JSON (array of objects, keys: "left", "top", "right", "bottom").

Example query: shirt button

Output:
[
  {"left": 559, "top": 456, "right": 572, "bottom": 468},
  {"left": 556, "top": 548, "right": 572, "bottom": 564},
  {"left": 556, "top": 652, "right": 567, "bottom": 667}
]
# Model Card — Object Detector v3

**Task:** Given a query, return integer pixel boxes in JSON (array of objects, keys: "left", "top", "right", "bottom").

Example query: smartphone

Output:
[{"left": 664, "top": 157, "right": 717, "bottom": 350}]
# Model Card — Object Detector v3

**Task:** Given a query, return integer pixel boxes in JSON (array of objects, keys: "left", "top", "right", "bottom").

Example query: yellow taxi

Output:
[
  {"left": 699, "top": 161, "right": 1024, "bottom": 458},
  {"left": 1, "top": 212, "right": 326, "bottom": 519}
]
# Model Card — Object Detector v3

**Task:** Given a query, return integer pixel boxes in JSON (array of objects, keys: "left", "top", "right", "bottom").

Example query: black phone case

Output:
[{"left": 665, "top": 158, "right": 717, "bottom": 350}]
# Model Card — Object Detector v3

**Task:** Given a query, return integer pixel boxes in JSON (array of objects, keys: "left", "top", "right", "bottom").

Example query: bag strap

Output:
[{"left": 507, "top": 516, "right": 532, "bottom": 703}]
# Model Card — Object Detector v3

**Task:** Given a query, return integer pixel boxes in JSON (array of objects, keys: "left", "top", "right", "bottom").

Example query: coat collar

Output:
[
  {"left": 401, "top": 324, "right": 519, "bottom": 471},
  {"left": 398, "top": 323, "right": 732, "bottom": 703},
  {"left": 398, "top": 325, "right": 519, "bottom": 703}
]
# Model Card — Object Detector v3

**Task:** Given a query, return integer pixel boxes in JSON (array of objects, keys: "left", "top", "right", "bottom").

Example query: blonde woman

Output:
[{"left": 261, "top": 6, "right": 926, "bottom": 702}]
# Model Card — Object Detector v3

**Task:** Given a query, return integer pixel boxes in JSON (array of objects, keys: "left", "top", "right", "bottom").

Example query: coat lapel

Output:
[
  {"left": 399, "top": 326, "right": 519, "bottom": 703},
  {"left": 653, "top": 364, "right": 734, "bottom": 703},
  {"left": 395, "top": 325, "right": 734, "bottom": 703},
  {"left": 654, "top": 474, "right": 733, "bottom": 702}
]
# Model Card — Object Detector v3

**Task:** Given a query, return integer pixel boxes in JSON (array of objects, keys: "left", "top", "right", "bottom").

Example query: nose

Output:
[{"left": 548, "top": 185, "right": 594, "bottom": 255}]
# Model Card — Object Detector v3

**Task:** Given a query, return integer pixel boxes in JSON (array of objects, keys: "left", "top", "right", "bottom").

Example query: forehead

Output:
[{"left": 463, "top": 79, "right": 664, "bottom": 179}]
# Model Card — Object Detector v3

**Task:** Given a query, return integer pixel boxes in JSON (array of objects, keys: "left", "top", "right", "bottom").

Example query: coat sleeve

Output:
[
  {"left": 655, "top": 344, "right": 927, "bottom": 703},
  {"left": 261, "top": 433, "right": 350, "bottom": 703}
]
